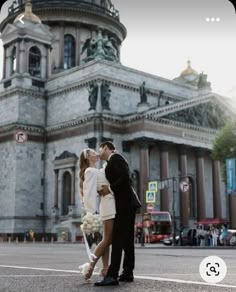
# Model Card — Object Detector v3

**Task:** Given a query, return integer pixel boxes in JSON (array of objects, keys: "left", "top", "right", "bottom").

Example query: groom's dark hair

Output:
[{"left": 100, "top": 141, "right": 115, "bottom": 150}]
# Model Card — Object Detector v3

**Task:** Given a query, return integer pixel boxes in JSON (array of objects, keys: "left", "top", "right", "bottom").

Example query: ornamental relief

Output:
[{"left": 163, "top": 102, "right": 228, "bottom": 129}]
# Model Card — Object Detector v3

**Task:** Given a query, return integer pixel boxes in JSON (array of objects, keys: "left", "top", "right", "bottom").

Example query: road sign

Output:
[
  {"left": 148, "top": 181, "right": 158, "bottom": 192},
  {"left": 226, "top": 158, "right": 236, "bottom": 194},
  {"left": 146, "top": 203, "right": 154, "bottom": 212},
  {"left": 158, "top": 179, "right": 171, "bottom": 190},
  {"left": 146, "top": 190, "right": 156, "bottom": 203},
  {"left": 14, "top": 130, "right": 28, "bottom": 144},
  {"left": 179, "top": 180, "right": 189, "bottom": 192}
]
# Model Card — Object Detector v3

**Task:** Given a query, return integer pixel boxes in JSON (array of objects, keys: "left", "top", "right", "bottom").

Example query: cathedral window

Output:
[
  {"left": 29, "top": 46, "right": 41, "bottom": 77},
  {"left": 64, "top": 34, "right": 75, "bottom": 69},
  {"left": 62, "top": 172, "right": 72, "bottom": 216},
  {"left": 11, "top": 46, "right": 16, "bottom": 74}
]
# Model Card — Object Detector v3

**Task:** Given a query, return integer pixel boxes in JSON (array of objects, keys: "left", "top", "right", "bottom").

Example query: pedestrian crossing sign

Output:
[
  {"left": 148, "top": 181, "right": 158, "bottom": 192},
  {"left": 146, "top": 191, "right": 156, "bottom": 203}
]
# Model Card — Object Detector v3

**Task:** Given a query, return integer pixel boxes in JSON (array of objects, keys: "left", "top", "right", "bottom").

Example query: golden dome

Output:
[
  {"left": 14, "top": 0, "right": 41, "bottom": 24},
  {"left": 180, "top": 60, "right": 198, "bottom": 76}
]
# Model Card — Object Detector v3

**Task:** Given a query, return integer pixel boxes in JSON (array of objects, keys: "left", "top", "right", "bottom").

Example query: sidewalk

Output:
[{"left": 135, "top": 243, "right": 236, "bottom": 249}]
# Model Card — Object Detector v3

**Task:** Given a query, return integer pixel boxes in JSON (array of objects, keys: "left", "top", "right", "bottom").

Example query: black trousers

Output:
[{"left": 107, "top": 208, "right": 136, "bottom": 278}]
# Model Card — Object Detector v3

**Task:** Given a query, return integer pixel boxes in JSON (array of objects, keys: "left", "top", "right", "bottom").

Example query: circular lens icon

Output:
[{"left": 199, "top": 256, "right": 227, "bottom": 284}]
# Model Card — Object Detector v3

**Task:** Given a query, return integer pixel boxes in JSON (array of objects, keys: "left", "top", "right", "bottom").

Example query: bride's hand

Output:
[{"left": 98, "top": 185, "right": 110, "bottom": 196}]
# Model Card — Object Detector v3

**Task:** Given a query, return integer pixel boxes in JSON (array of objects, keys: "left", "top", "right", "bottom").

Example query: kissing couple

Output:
[{"left": 79, "top": 141, "right": 141, "bottom": 286}]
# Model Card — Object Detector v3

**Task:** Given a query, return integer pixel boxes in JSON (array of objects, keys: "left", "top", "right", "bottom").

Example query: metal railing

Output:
[{"left": 7, "top": 0, "right": 120, "bottom": 19}]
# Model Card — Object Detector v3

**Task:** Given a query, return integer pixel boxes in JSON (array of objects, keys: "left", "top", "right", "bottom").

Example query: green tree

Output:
[{"left": 211, "top": 122, "right": 236, "bottom": 178}]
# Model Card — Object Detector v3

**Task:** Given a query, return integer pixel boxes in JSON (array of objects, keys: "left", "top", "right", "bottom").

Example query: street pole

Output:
[{"left": 172, "top": 177, "right": 177, "bottom": 246}]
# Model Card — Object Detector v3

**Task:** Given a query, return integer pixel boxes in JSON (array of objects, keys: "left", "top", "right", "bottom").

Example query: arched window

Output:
[
  {"left": 29, "top": 46, "right": 41, "bottom": 77},
  {"left": 64, "top": 34, "right": 75, "bottom": 69},
  {"left": 11, "top": 47, "right": 16, "bottom": 74},
  {"left": 62, "top": 172, "right": 72, "bottom": 216}
]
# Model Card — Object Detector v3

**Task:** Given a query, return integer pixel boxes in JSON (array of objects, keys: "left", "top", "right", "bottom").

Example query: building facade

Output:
[{"left": 0, "top": 0, "right": 235, "bottom": 241}]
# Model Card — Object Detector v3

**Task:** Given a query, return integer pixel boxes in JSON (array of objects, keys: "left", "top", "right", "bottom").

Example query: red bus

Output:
[{"left": 135, "top": 211, "right": 172, "bottom": 243}]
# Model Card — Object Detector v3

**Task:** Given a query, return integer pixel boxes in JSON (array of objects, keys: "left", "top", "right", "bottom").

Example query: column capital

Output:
[
  {"left": 85, "top": 137, "right": 97, "bottom": 149},
  {"left": 102, "top": 137, "right": 113, "bottom": 143},
  {"left": 178, "top": 144, "right": 189, "bottom": 155},
  {"left": 135, "top": 137, "right": 153, "bottom": 149},
  {"left": 195, "top": 148, "right": 207, "bottom": 158},
  {"left": 158, "top": 141, "right": 170, "bottom": 152}
]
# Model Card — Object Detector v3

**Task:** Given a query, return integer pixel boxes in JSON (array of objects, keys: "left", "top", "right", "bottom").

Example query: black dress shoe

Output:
[
  {"left": 118, "top": 273, "right": 134, "bottom": 282},
  {"left": 94, "top": 276, "right": 119, "bottom": 286}
]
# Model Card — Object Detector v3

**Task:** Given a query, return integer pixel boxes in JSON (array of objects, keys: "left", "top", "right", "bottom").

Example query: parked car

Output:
[
  {"left": 229, "top": 231, "right": 236, "bottom": 246},
  {"left": 163, "top": 227, "right": 198, "bottom": 246},
  {"left": 181, "top": 227, "right": 197, "bottom": 246},
  {"left": 163, "top": 235, "right": 180, "bottom": 245},
  {"left": 225, "top": 229, "right": 236, "bottom": 246}
]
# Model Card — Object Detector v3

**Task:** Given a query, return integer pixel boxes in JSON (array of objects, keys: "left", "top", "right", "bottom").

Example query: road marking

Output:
[
  {"left": 0, "top": 265, "right": 80, "bottom": 274},
  {"left": 0, "top": 274, "right": 78, "bottom": 278},
  {"left": 0, "top": 265, "right": 236, "bottom": 289},
  {"left": 136, "top": 275, "right": 236, "bottom": 288}
]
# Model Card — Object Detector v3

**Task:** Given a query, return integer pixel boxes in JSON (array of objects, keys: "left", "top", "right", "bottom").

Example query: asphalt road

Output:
[{"left": 0, "top": 243, "right": 236, "bottom": 292}]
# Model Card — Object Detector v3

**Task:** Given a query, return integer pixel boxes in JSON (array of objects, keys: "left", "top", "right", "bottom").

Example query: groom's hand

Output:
[{"left": 98, "top": 185, "right": 110, "bottom": 196}]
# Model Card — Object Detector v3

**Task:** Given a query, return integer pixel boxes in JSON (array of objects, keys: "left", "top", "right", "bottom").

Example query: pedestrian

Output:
[
  {"left": 207, "top": 225, "right": 213, "bottom": 246},
  {"left": 196, "top": 225, "right": 201, "bottom": 246},
  {"left": 199, "top": 225, "right": 206, "bottom": 246},
  {"left": 94, "top": 141, "right": 141, "bottom": 286},
  {"left": 137, "top": 228, "right": 142, "bottom": 243},
  {"left": 211, "top": 226, "right": 218, "bottom": 247},
  {"left": 219, "top": 224, "right": 228, "bottom": 246}
]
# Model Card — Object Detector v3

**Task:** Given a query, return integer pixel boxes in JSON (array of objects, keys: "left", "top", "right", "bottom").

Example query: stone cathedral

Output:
[{"left": 0, "top": 0, "right": 235, "bottom": 241}]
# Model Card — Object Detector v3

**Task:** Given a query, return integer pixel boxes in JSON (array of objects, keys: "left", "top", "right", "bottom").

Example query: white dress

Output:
[{"left": 83, "top": 167, "right": 116, "bottom": 221}]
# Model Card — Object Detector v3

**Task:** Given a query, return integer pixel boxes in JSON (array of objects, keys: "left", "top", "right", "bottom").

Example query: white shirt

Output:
[
  {"left": 83, "top": 167, "right": 99, "bottom": 214},
  {"left": 82, "top": 167, "right": 112, "bottom": 214}
]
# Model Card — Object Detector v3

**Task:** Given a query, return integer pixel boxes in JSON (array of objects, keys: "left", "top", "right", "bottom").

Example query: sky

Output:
[
  {"left": 112, "top": 0, "right": 236, "bottom": 100},
  {"left": 0, "top": 0, "right": 236, "bottom": 100}
]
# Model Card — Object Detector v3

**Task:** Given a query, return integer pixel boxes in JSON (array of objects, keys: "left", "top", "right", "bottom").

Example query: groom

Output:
[{"left": 95, "top": 141, "right": 141, "bottom": 286}]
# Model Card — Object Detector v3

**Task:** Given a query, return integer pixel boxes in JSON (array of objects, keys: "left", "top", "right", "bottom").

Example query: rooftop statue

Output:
[
  {"left": 87, "top": 82, "right": 98, "bottom": 111},
  {"left": 81, "top": 29, "right": 119, "bottom": 63},
  {"left": 101, "top": 81, "right": 111, "bottom": 110},
  {"left": 198, "top": 72, "right": 211, "bottom": 89},
  {"left": 139, "top": 81, "right": 149, "bottom": 104},
  {"left": 158, "top": 90, "right": 164, "bottom": 107}
]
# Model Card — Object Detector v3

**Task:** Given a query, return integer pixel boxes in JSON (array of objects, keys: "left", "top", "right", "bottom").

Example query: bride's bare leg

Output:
[
  {"left": 100, "top": 246, "right": 109, "bottom": 276},
  {"left": 84, "top": 219, "right": 113, "bottom": 280}
]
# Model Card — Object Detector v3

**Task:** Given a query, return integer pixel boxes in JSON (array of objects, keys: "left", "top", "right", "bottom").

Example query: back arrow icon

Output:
[{"left": 19, "top": 15, "right": 24, "bottom": 24}]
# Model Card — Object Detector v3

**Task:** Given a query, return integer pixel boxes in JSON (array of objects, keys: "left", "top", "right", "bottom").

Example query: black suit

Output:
[{"left": 105, "top": 153, "right": 139, "bottom": 279}]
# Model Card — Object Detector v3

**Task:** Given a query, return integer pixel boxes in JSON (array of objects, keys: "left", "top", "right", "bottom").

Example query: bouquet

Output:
[{"left": 80, "top": 212, "right": 102, "bottom": 235}]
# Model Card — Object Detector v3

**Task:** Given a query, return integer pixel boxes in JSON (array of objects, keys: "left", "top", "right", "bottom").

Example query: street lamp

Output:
[{"left": 172, "top": 177, "right": 178, "bottom": 246}]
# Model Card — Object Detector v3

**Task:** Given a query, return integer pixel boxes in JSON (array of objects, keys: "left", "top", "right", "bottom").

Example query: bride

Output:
[{"left": 79, "top": 148, "right": 116, "bottom": 281}]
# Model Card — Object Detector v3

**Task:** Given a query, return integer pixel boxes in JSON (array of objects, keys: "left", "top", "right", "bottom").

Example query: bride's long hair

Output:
[{"left": 79, "top": 149, "right": 91, "bottom": 196}]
